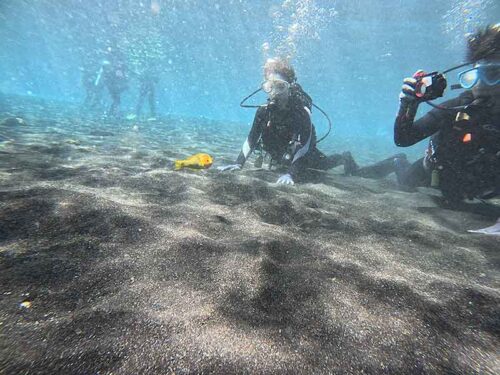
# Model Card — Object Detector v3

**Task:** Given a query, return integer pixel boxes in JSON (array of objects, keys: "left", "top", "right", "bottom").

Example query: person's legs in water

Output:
[
  {"left": 353, "top": 153, "right": 408, "bottom": 179},
  {"left": 91, "top": 84, "right": 104, "bottom": 111},
  {"left": 290, "top": 149, "right": 426, "bottom": 184},
  {"left": 395, "top": 157, "right": 430, "bottom": 189},
  {"left": 147, "top": 84, "right": 156, "bottom": 118},
  {"left": 136, "top": 83, "right": 147, "bottom": 118},
  {"left": 352, "top": 154, "right": 430, "bottom": 190},
  {"left": 83, "top": 88, "right": 93, "bottom": 109},
  {"left": 307, "top": 148, "right": 359, "bottom": 175},
  {"left": 108, "top": 89, "right": 121, "bottom": 118},
  {"left": 341, "top": 151, "right": 358, "bottom": 176}
]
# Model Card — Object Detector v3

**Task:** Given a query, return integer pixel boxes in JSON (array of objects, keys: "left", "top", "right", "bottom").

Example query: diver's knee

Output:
[{"left": 342, "top": 151, "right": 359, "bottom": 176}]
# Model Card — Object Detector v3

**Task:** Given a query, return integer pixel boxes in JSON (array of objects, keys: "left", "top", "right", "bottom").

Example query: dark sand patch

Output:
[{"left": 1, "top": 106, "right": 499, "bottom": 374}]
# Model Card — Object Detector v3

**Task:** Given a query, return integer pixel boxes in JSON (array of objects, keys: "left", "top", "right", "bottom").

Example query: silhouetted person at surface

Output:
[
  {"left": 135, "top": 63, "right": 159, "bottom": 120},
  {"left": 99, "top": 59, "right": 128, "bottom": 118},
  {"left": 81, "top": 64, "right": 95, "bottom": 108},
  {"left": 81, "top": 61, "right": 104, "bottom": 112}
]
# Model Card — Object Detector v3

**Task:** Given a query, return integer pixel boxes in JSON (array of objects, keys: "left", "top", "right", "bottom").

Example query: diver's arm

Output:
[
  {"left": 394, "top": 99, "right": 426, "bottom": 146},
  {"left": 94, "top": 67, "right": 104, "bottom": 87},
  {"left": 394, "top": 96, "right": 463, "bottom": 147},
  {"left": 235, "top": 107, "right": 266, "bottom": 166},
  {"left": 394, "top": 73, "right": 466, "bottom": 147}
]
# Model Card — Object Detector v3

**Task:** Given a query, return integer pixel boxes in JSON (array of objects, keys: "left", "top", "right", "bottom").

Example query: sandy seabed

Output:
[{"left": 0, "top": 96, "right": 499, "bottom": 374}]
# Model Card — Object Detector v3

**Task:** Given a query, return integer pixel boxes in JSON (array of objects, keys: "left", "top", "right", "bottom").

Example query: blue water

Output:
[
  {"left": 1, "top": 3, "right": 500, "bottom": 373},
  {"left": 0, "top": 0, "right": 498, "bottom": 154}
]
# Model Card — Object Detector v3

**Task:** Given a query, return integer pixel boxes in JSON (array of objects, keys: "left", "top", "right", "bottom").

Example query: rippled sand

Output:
[{"left": 1, "top": 96, "right": 499, "bottom": 374}]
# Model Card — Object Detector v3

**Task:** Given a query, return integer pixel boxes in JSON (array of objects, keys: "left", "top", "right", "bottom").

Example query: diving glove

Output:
[
  {"left": 399, "top": 75, "right": 419, "bottom": 102},
  {"left": 217, "top": 164, "right": 241, "bottom": 172},
  {"left": 276, "top": 173, "right": 295, "bottom": 185}
]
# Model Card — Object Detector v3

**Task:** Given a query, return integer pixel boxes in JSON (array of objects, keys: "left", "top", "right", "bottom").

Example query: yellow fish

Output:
[{"left": 174, "top": 153, "right": 213, "bottom": 170}]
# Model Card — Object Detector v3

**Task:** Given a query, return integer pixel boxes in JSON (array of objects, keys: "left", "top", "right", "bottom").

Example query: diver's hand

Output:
[
  {"left": 217, "top": 164, "right": 241, "bottom": 172},
  {"left": 276, "top": 173, "right": 295, "bottom": 185},
  {"left": 400, "top": 70, "right": 447, "bottom": 102},
  {"left": 399, "top": 72, "right": 421, "bottom": 102}
]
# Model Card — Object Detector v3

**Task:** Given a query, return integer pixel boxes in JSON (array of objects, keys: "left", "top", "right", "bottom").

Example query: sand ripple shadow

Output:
[
  {"left": 208, "top": 177, "right": 276, "bottom": 206},
  {"left": 0, "top": 186, "right": 158, "bottom": 311}
]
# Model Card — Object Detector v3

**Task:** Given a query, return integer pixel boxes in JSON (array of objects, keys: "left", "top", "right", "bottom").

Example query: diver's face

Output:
[
  {"left": 262, "top": 76, "right": 290, "bottom": 108},
  {"left": 471, "top": 57, "right": 500, "bottom": 102}
]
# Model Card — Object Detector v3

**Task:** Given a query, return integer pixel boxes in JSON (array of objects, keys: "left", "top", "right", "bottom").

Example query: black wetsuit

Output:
[
  {"left": 82, "top": 67, "right": 104, "bottom": 110},
  {"left": 82, "top": 69, "right": 96, "bottom": 108},
  {"left": 136, "top": 68, "right": 158, "bottom": 118},
  {"left": 235, "top": 95, "right": 347, "bottom": 181},
  {"left": 393, "top": 91, "right": 500, "bottom": 202},
  {"left": 103, "top": 62, "right": 128, "bottom": 117}
]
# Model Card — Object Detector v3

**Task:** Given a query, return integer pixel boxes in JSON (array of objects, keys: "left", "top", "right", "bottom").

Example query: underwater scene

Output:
[{"left": 0, "top": 1, "right": 499, "bottom": 374}]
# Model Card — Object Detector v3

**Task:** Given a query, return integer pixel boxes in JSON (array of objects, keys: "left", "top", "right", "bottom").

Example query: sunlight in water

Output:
[
  {"left": 442, "top": 0, "right": 493, "bottom": 49},
  {"left": 264, "top": 0, "right": 338, "bottom": 61}
]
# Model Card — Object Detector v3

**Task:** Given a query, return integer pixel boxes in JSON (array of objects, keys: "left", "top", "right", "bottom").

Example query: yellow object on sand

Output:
[{"left": 174, "top": 153, "right": 213, "bottom": 170}]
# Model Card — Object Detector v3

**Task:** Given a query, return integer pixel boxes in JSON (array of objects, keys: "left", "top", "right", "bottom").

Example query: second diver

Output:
[{"left": 218, "top": 58, "right": 357, "bottom": 185}]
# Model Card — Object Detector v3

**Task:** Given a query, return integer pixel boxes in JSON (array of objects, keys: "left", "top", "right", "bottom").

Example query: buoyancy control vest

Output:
[{"left": 426, "top": 111, "right": 500, "bottom": 200}]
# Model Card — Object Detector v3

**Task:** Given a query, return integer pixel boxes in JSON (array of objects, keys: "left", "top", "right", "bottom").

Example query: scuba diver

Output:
[
  {"left": 99, "top": 58, "right": 129, "bottom": 118},
  {"left": 81, "top": 63, "right": 97, "bottom": 108},
  {"left": 367, "top": 24, "right": 500, "bottom": 205},
  {"left": 81, "top": 61, "right": 105, "bottom": 111},
  {"left": 218, "top": 58, "right": 358, "bottom": 185},
  {"left": 135, "top": 62, "right": 159, "bottom": 120}
]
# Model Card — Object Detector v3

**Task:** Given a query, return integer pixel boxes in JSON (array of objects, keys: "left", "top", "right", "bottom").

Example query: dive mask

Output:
[
  {"left": 414, "top": 60, "right": 500, "bottom": 112},
  {"left": 261, "top": 73, "right": 290, "bottom": 98},
  {"left": 458, "top": 63, "right": 500, "bottom": 89}
]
